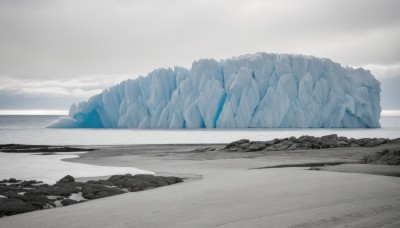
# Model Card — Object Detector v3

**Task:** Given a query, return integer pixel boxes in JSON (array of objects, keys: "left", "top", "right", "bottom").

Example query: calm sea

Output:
[{"left": 0, "top": 115, "right": 399, "bottom": 145}]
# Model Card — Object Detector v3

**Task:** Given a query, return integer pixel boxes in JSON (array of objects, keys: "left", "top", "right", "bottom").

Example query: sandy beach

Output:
[{"left": 1, "top": 142, "right": 400, "bottom": 228}]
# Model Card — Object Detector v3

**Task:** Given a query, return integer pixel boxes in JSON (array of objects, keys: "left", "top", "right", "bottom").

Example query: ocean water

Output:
[{"left": 0, "top": 115, "right": 399, "bottom": 145}]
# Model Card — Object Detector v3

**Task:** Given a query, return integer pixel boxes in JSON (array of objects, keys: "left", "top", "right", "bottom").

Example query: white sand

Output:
[{"left": 1, "top": 145, "right": 400, "bottom": 228}]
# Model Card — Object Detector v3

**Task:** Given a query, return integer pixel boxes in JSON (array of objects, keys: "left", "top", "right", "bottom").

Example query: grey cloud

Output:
[
  {"left": 0, "top": 0, "right": 399, "bottom": 79},
  {"left": 0, "top": 0, "right": 399, "bottom": 110}
]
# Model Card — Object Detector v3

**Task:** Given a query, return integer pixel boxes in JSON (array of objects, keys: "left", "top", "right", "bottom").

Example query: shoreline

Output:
[{"left": 1, "top": 136, "right": 400, "bottom": 227}]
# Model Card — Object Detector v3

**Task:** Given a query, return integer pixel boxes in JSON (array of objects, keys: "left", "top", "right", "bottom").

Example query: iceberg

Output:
[{"left": 49, "top": 53, "right": 381, "bottom": 128}]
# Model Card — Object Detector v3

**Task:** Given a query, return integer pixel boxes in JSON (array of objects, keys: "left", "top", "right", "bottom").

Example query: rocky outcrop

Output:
[
  {"left": 81, "top": 183, "right": 125, "bottom": 200},
  {"left": 0, "top": 144, "right": 96, "bottom": 153},
  {"left": 361, "top": 147, "right": 400, "bottom": 165},
  {"left": 58, "top": 175, "right": 74, "bottom": 183},
  {"left": 107, "top": 174, "right": 183, "bottom": 192},
  {"left": 0, "top": 198, "right": 36, "bottom": 217},
  {"left": 222, "top": 135, "right": 393, "bottom": 152},
  {"left": 0, "top": 174, "right": 183, "bottom": 218}
]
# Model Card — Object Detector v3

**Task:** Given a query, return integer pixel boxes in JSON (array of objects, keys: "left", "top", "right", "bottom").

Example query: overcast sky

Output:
[{"left": 0, "top": 0, "right": 399, "bottom": 111}]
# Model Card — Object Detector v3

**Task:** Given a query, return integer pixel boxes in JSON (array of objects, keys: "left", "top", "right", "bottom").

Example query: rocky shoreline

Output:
[
  {"left": 222, "top": 134, "right": 395, "bottom": 152},
  {"left": 1, "top": 135, "right": 400, "bottom": 219},
  {"left": 0, "top": 174, "right": 183, "bottom": 218},
  {"left": 194, "top": 134, "right": 400, "bottom": 166},
  {"left": 0, "top": 144, "right": 96, "bottom": 153}
]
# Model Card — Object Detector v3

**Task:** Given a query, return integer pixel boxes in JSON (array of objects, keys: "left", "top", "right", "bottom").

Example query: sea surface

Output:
[{"left": 1, "top": 115, "right": 400, "bottom": 145}]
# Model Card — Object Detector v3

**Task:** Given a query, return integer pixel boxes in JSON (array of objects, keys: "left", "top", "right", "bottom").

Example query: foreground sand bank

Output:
[{"left": 1, "top": 142, "right": 400, "bottom": 227}]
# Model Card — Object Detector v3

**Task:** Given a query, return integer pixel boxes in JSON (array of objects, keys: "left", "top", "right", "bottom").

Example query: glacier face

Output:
[{"left": 49, "top": 53, "right": 381, "bottom": 128}]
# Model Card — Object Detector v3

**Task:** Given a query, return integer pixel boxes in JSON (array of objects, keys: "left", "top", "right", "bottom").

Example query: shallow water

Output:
[
  {"left": 0, "top": 115, "right": 399, "bottom": 145},
  {"left": 0, "top": 152, "right": 153, "bottom": 184}
]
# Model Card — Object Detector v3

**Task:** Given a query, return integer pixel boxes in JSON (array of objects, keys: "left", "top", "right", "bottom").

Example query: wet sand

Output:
[{"left": 1, "top": 142, "right": 400, "bottom": 228}]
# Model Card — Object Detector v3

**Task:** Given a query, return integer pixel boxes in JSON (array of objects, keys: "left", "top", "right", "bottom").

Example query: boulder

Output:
[
  {"left": 274, "top": 141, "right": 293, "bottom": 150},
  {"left": 312, "top": 143, "right": 322, "bottom": 149},
  {"left": 356, "top": 138, "right": 372, "bottom": 146},
  {"left": 287, "top": 143, "right": 300, "bottom": 150},
  {"left": 61, "top": 199, "right": 79, "bottom": 206},
  {"left": 299, "top": 142, "right": 313, "bottom": 149},
  {"left": 0, "top": 198, "right": 36, "bottom": 217},
  {"left": 248, "top": 143, "right": 264, "bottom": 151},
  {"left": 321, "top": 139, "right": 338, "bottom": 148},
  {"left": 361, "top": 147, "right": 400, "bottom": 165},
  {"left": 9, "top": 178, "right": 18, "bottom": 183},
  {"left": 58, "top": 175, "right": 75, "bottom": 183},
  {"left": 321, "top": 134, "right": 337, "bottom": 140},
  {"left": 86, "top": 180, "right": 114, "bottom": 186},
  {"left": 236, "top": 139, "right": 250, "bottom": 144},
  {"left": 52, "top": 184, "right": 80, "bottom": 197},
  {"left": 265, "top": 139, "right": 279, "bottom": 146},
  {"left": 239, "top": 143, "right": 250, "bottom": 150},
  {"left": 297, "top": 136, "right": 316, "bottom": 143},
  {"left": 337, "top": 141, "right": 349, "bottom": 147},
  {"left": 24, "top": 186, "right": 56, "bottom": 196},
  {"left": 81, "top": 183, "right": 125, "bottom": 199},
  {"left": 364, "top": 138, "right": 388, "bottom": 147},
  {"left": 108, "top": 174, "right": 127, "bottom": 183}
]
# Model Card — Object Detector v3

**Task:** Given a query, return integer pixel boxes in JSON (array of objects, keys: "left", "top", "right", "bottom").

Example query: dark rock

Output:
[
  {"left": 265, "top": 139, "right": 279, "bottom": 146},
  {"left": 299, "top": 142, "right": 313, "bottom": 149},
  {"left": 337, "top": 136, "right": 349, "bottom": 142},
  {"left": 108, "top": 175, "right": 126, "bottom": 183},
  {"left": 20, "top": 180, "right": 36, "bottom": 188},
  {"left": 248, "top": 144, "right": 262, "bottom": 151},
  {"left": 24, "top": 186, "right": 56, "bottom": 196},
  {"left": 107, "top": 174, "right": 183, "bottom": 192},
  {"left": 58, "top": 175, "right": 75, "bottom": 183},
  {"left": 321, "top": 134, "right": 337, "bottom": 140},
  {"left": 92, "top": 189, "right": 125, "bottom": 199},
  {"left": 54, "top": 182, "right": 84, "bottom": 188},
  {"left": 239, "top": 143, "right": 250, "bottom": 150},
  {"left": 264, "top": 146, "right": 277, "bottom": 151},
  {"left": 312, "top": 143, "right": 322, "bottom": 149},
  {"left": 0, "top": 198, "right": 36, "bottom": 217},
  {"left": 87, "top": 180, "right": 114, "bottom": 186},
  {"left": 288, "top": 136, "right": 297, "bottom": 141},
  {"left": 236, "top": 139, "right": 250, "bottom": 144},
  {"left": 321, "top": 139, "right": 337, "bottom": 148},
  {"left": 274, "top": 141, "right": 293, "bottom": 150},
  {"left": 52, "top": 184, "right": 80, "bottom": 197},
  {"left": 227, "top": 147, "right": 240, "bottom": 152},
  {"left": 361, "top": 147, "right": 400, "bottom": 165},
  {"left": 9, "top": 178, "right": 18, "bottom": 183},
  {"left": 356, "top": 138, "right": 372, "bottom": 146},
  {"left": 124, "top": 179, "right": 158, "bottom": 191},
  {"left": 287, "top": 143, "right": 300, "bottom": 150},
  {"left": 337, "top": 141, "right": 349, "bottom": 147},
  {"left": 61, "top": 199, "right": 79, "bottom": 206},
  {"left": 81, "top": 183, "right": 125, "bottom": 199},
  {"left": 297, "top": 136, "right": 316, "bottom": 143},
  {"left": 364, "top": 138, "right": 388, "bottom": 147},
  {"left": 82, "top": 193, "right": 94, "bottom": 199}
]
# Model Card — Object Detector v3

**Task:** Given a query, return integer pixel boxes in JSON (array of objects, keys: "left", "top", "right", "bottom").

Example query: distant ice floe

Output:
[{"left": 50, "top": 53, "right": 381, "bottom": 128}]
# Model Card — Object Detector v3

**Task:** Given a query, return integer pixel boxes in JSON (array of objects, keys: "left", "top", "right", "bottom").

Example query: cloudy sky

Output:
[{"left": 0, "top": 0, "right": 399, "bottom": 111}]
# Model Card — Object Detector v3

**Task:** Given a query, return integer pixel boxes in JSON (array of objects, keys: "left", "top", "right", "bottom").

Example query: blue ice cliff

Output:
[{"left": 49, "top": 53, "right": 381, "bottom": 128}]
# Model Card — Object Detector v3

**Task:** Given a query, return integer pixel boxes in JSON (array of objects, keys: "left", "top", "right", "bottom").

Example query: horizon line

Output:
[
  {"left": 0, "top": 110, "right": 68, "bottom": 115},
  {"left": 0, "top": 109, "right": 399, "bottom": 117}
]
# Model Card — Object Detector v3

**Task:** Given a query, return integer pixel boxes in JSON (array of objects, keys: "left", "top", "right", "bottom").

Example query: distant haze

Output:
[{"left": 0, "top": 0, "right": 399, "bottom": 110}]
